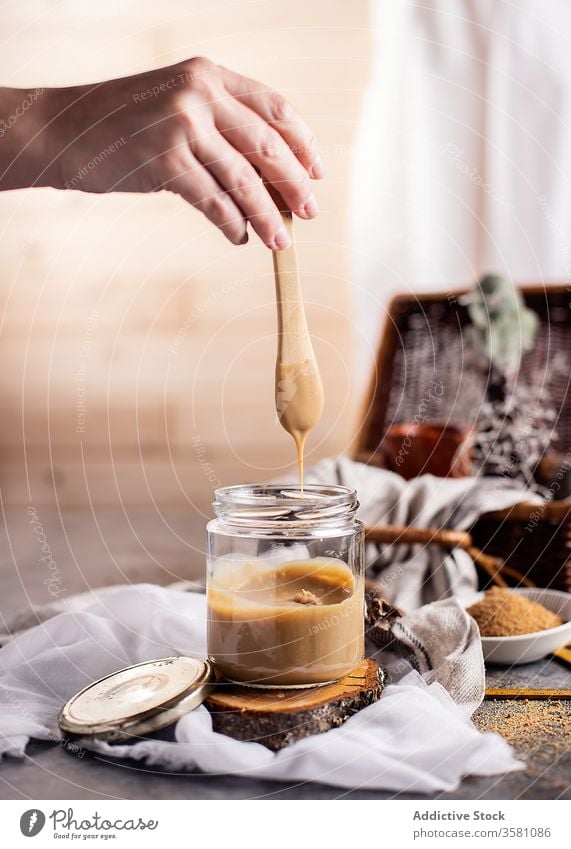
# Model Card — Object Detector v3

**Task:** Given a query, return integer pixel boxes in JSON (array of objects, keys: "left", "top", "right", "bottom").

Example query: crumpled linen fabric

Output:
[
  {"left": 299, "top": 457, "right": 540, "bottom": 610},
  {"left": 0, "top": 583, "right": 522, "bottom": 792}
]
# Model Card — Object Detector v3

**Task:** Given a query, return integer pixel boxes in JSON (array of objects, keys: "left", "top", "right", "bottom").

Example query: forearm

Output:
[
  {"left": 0, "top": 86, "right": 57, "bottom": 190},
  {"left": 0, "top": 59, "right": 323, "bottom": 248}
]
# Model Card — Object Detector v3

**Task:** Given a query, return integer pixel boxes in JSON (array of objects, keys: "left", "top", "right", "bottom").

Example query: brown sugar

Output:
[
  {"left": 473, "top": 699, "right": 571, "bottom": 780},
  {"left": 467, "top": 587, "right": 564, "bottom": 637}
]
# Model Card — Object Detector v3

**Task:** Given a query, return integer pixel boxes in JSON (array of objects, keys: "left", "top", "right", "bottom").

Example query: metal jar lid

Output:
[{"left": 58, "top": 656, "right": 213, "bottom": 744}]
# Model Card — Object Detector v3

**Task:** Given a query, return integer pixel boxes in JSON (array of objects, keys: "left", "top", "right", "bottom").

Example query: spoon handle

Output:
[{"left": 267, "top": 185, "right": 313, "bottom": 363}]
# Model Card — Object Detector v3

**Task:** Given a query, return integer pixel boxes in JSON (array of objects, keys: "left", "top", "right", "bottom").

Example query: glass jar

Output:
[{"left": 206, "top": 484, "right": 364, "bottom": 688}]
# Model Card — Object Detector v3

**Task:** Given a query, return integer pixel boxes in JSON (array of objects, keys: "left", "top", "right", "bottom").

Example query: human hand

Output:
[{"left": 2, "top": 58, "right": 324, "bottom": 249}]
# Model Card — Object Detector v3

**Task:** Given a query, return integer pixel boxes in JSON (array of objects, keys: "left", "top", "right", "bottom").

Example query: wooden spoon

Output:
[{"left": 268, "top": 186, "right": 324, "bottom": 490}]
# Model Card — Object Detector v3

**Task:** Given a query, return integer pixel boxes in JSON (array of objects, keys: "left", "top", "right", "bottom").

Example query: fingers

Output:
[
  {"left": 219, "top": 66, "right": 324, "bottom": 179},
  {"left": 164, "top": 59, "right": 322, "bottom": 249},
  {"left": 169, "top": 149, "right": 248, "bottom": 245},
  {"left": 212, "top": 97, "right": 318, "bottom": 221},
  {"left": 191, "top": 129, "right": 290, "bottom": 250}
]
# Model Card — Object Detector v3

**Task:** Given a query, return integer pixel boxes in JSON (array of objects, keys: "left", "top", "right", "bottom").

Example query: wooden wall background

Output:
[{"left": 0, "top": 0, "right": 372, "bottom": 514}]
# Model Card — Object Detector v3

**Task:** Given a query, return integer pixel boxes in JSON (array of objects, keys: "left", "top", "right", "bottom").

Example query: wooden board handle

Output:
[
  {"left": 365, "top": 524, "right": 472, "bottom": 548},
  {"left": 364, "top": 523, "right": 536, "bottom": 588}
]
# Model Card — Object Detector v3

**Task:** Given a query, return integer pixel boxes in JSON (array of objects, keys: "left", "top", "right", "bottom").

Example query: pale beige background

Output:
[{"left": 0, "top": 0, "right": 372, "bottom": 512}]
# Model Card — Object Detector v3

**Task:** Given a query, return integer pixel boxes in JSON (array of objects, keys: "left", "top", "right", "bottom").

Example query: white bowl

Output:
[{"left": 466, "top": 587, "right": 571, "bottom": 666}]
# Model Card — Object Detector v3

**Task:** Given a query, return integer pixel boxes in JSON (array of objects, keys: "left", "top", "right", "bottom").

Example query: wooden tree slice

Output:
[{"left": 204, "top": 659, "right": 384, "bottom": 751}]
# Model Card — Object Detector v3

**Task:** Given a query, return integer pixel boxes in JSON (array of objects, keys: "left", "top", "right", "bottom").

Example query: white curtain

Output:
[{"left": 350, "top": 0, "right": 571, "bottom": 378}]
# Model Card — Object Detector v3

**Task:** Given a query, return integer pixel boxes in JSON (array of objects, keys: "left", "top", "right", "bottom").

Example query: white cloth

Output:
[
  {"left": 350, "top": 0, "right": 571, "bottom": 380},
  {"left": 0, "top": 583, "right": 522, "bottom": 793},
  {"left": 300, "top": 457, "right": 541, "bottom": 610}
]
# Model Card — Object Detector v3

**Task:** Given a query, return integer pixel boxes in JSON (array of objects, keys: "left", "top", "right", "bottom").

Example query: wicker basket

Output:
[{"left": 355, "top": 284, "right": 571, "bottom": 591}]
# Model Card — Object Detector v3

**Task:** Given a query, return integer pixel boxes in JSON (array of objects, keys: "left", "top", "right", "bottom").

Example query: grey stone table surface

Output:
[
  {"left": 0, "top": 508, "right": 569, "bottom": 801},
  {"left": 0, "top": 657, "right": 568, "bottom": 801}
]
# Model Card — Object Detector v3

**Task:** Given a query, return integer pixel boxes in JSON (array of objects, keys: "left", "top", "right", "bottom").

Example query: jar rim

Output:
[
  {"left": 214, "top": 483, "right": 356, "bottom": 507},
  {"left": 212, "top": 483, "right": 359, "bottom": 530}
]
